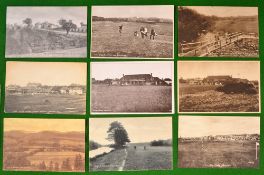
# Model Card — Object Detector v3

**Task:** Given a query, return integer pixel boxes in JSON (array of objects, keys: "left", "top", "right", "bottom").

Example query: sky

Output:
[
  {"left": 89, "top": 117, "right": 172, "bottom": 145},
  {"left": 6, "top": 62, "right": 87, "bottom": 86},
  {"left": 7, "top": 7, "right": 87, "bottom": 27},
  {"left": 4, "top": 118, "right": 85, "bottom": 132},
  {"left": 91, "top": 61, "right": 174, "bottom": 80},
  {"left": 92, "top": 5, "right": 174, "bottom": 19},
  {"left": 178, "top": 61, "right": 260, "bottom": 81},
  {"left": 178, "top": 116, "right": 260, "bottom": 138},
  {"left": 185, "top": 6, "right": 258, "bottom": 17}
]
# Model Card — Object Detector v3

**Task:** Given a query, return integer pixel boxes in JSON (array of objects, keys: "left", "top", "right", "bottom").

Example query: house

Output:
[
  {"left": 60, "top": 87, "right": 69, "bottom": 94},
  {"left": 78, "top": 22, "right": 87, "bottom": 32},
  {"left": 164, "top": 78, "right": 172, "bottom": 86},
  {"left": 69, "top": 87, "right": 84, "bottom": 95},
  {"left": 120, "top": 73, "right": 155, "bottom": 85},
  {"left": 202, "top": 75, "right": 233, "bottom": 85}
]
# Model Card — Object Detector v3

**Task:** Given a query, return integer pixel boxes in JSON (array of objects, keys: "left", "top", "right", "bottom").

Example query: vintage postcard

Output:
[
  {"left": 91, "top": 61, "right": 174, "bottom": 114},
  {"left": 89, "top": 117, "right": 172, "bottom": 171},
  {"left": 91, "top": 5, "right": 174, "bottom": 58},
  {"left": 3, "top": 118, "right": 85, "bottom": 172},
  {"left": 178, "top": 6, "right": 259, "bottom": 57},
  {"left": 178, "top": 116, "right": 260, "bottom": 168},
  {"left": 178, "top": 61, "right": 260, "bottom": 113},
  {"left": 6, "top": 7, "right": 87, "bottom": 58},
  {"left": 5, "top": 61, "right": 87, "bottom": 114}
]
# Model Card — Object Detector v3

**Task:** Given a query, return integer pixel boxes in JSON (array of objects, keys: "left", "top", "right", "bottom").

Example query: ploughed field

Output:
[
  {"left": 5, "top": 94, "right": 86, "bottom": 114},
  {"left": 92, "top": 85, "right": 172, "bottom": 113},
  {"left": 178, "top": 140, "right": 259, "bottom": 168},
  {"left": 91, "top": 21, "right": 173, "bottom": 58},
  {"left": 90, "top": 143, "right": 172, "bottom": 171},
  {"left": 6, "top": 28, "right": 87, "bottom": 57},
  {"left": 179, "top": 84, "right": 259, "bottom": 112}
]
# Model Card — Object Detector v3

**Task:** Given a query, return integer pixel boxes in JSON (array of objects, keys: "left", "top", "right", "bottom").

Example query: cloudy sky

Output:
[
  {"left": 179, "top": 116, "right": 260, "bottom": 138},
  {"left": 6, "top": 62, "right": 87, "bottom": 86},
  {"left": 178, "top": 61, "right": 260, "bottom": 81},
  {"left": 91, "top": 61, "right": 173, "bottom": 80},
  {"left": 4, "top": 118, "right": 85, "bottom": 132},
  {"left": 7, "top": 7, "right": 87, "bottom": 27},
  {"left": 89, "top": 117, "right": 172, "bottom": 145},
  {"left": 92, "top": 5, "right": 174, "bottom": 19},
  {"left": 184, "top": 6, "right": 258, "bottom": 17}
]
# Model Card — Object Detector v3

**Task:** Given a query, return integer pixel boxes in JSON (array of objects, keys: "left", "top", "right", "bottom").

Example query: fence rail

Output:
[{"left": 179, "top": 32, "right": 258, "bottom": 57}]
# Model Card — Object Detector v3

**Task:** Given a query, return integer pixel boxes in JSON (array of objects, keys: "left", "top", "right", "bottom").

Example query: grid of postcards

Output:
[{"left": 1, "top": 4, "right": 261, "bottom": 173}]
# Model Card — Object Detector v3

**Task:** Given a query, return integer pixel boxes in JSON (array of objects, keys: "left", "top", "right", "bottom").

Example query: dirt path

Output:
[{"left": 118, "top": 148, "right": 128, "bottom": 171}]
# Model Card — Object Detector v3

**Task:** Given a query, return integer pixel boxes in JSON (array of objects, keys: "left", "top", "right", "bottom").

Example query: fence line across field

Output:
[{"left": 179, "top": 32, "right": 258, "bottom": 57}]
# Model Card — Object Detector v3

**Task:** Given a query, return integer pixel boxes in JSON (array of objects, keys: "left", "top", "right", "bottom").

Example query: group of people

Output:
[{"left": 118, "top": 25, "right": 157, "bottom": 40}]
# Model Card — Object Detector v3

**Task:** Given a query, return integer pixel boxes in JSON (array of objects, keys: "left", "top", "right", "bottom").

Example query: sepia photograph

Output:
[
  {"left": 178, "top": 6, "right": 259, "bottom": 57},
  {"left": 3, "top": 118, "right": 85, "bottom": 172},
  {"left": 89, "top": 117, "right": 172, "bottom": 171},
  {"left": 6, "top": 7, "right": 87, "bottom": 58},
  {"left": 5, "top": 61, "right": 87, "bottom": 114},
  {"left": 91, "top": 61, "right": 174, "bottom": 113},
  {"left": 178, "top": 61, "right": 260, "bottom": 113},
  {"left": 178, "top": 116, "right": 260, "bottom": 168},
  {"left": 91, "top": 5, "right": 174, "bottom": 58}
]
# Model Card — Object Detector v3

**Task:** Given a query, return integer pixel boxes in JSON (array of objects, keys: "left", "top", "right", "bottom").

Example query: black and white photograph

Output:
[
  {"left": 178, "top": 6, "right": 259, "bottom": 57},
  {"left": 91, "top": 5, "right": 174, "bottom": 58},
  {"left": 178, "top": 116, "right": 260, "bottom": 168},
  {"left": 178, "top": 61, "right": 260, "bottom": 113},
  {"left": 5, "top": 61, "right": 87, "bottom": 114},
  {"left": 91, "top": 61, "right": 174, "bottom": 113},
  {"left": 3, "top": 118, "right": 85, "bottom": 172},
  {"left": 89, "top": 117, "right": 172, "bottom": 171},
  {"left": 6, "top": 7, "right": 87, "bottom": 58}
]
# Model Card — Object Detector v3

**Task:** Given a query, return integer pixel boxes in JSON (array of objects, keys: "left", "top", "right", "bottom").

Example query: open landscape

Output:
[
  {"left": 91, "top": 61, "right": 173, "bottom": 113},
  {"left": 91, "top": 6, "right": 173, "bottom": 58},
  {"left": 5, "top": 62, "right": 87, "bottom": 114},
  {"left": 178, "top": 61, "right": 260, "bottom": 113},
  {"left": 6, "top": 7, "right": 87, "bottom": 58},
  {"left": 178, "top": 116, "right": 260, "bottom": 168},
  {"left": 3, "top": 118, "right": 85, "bottom": 172},
  {"left": 178, "top": 6, "right": 259, "bottom": 57},
  {"left": 89, "top": 117, "right": 172, "bottom": 171}
]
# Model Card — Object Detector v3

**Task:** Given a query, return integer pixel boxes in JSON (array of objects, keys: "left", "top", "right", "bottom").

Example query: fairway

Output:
[
  {"left": 92, "top": 85, "right": 172, "bottom": 113},
  {"left": 5, "top": 94, "right": 86, "bottom": 114},
  {"left": 91, "top": 21, "right": 173, "bottom": 58},
  {"left": 178, "top": 140, "right": 259, "bottom": 168}
]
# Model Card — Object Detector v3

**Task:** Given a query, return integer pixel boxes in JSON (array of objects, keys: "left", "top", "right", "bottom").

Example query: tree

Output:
[
  {"left": 61, "top": 158, "right": 71, "bottom": 171},
  {"left": 58, "top": 19, "right": 77, "bottom": 35},
  {"left": 48, "top": 161, "right": 54, "bottom": 171},
  {"left": 54, "top": 162, "right": 59, "bottom": 171},
  {"left": 23, "top": 18, "right": 32, "bottom": 27},
  {"left": 74, "top": 154, "right": 84, "bottom": 171},
  {"left": 38, "top": 161, "right": 46, "bottom": 170},
  {"left": 107, "top": 121, "right": 130, "bottom": 147}
]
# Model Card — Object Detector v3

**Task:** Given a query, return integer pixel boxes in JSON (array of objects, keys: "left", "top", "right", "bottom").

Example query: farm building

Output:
[
  {"left": 119, "top": 73, "right": 168, "bottom": 86},
  {"left": 202, "top": 75, "right": 233, "bottom": 85}
]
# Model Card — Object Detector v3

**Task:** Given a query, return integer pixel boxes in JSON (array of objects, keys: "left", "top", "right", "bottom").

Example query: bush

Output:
[
  {"left": 89, "top": 140, "right": 101, "bottom": 151},
  {"left": 216, "top": 82, "right": 257, "bottom": 94},
  {"left": 150, "top": 139, "right": 172, "bottom": 146}
]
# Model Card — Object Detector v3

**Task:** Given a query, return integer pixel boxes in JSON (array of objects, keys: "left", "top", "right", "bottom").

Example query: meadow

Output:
[
  {"left": 89, "top": 143, "right": 172, "bottom": 171},
  {"left": 5, "top": 94, "right": 86, "bottom": 114},
  {"left": 6, "top": 28, "right": 87, "bottom": 58},
  {"left": 178, "top": 140, "right": 259, "bottom": 168},
  {"left": 92, "top": 85, "right": 172, "bottom": 113},
  {"left": 91, "top": 21, "right": 173, "bottom": 58},
  {"left": 179, "top": 84, "right": 259, "bottom": 112}
]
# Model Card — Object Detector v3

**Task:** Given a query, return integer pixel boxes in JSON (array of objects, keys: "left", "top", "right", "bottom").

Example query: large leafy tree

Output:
[
  {"left": 58, "top": 19, "right": 77, "bottom": 35},
  {"left": 107, "top": 121, "right": 130, "bottom": 147},
  {"left": 23, "top": 18, "right": 32, "bottom": 27}
]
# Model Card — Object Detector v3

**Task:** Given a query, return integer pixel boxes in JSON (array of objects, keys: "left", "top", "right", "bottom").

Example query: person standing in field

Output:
[
  {"left": 119, "top": 25, "right": 123, "bottom": 36},
  {"left": 150, "top": 28, "right": 157, "bottom": 40}
]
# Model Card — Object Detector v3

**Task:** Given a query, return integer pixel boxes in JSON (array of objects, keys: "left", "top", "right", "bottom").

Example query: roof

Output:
[
  {"left": 122, "top": 74, "right": 152, "bottom": 80},
  {"left": 205, "top": 75, "right": 232, "bottom": 80},
  {"left": 164, "top": 78, "right": 172, "bottom": 81}
]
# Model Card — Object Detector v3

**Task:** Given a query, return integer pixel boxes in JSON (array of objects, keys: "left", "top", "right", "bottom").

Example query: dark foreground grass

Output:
[
  {"left": 92, "top": 85, "right": 172, "bottom": 113},
  {"left": 124, "top": 145, "right": 172, "bottom": 170},
  {"left": 178, "top": 140, "right": 259, "bottom": 168},
  {"left": 5, "top": 94, "right": 86, "bottom": 114}
]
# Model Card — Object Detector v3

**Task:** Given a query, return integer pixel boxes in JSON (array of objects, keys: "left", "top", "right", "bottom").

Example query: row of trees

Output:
[
  {"left": 92, "top": 16, "right": 173, "bottom": 23},
  {"left": 22, "top": 18, "right": 77, "bottom": 35}
]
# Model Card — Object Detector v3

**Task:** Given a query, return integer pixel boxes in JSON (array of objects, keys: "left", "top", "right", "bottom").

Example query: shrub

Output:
[{"left": 216, "top": 82, "right": 257, "bottom": 94}]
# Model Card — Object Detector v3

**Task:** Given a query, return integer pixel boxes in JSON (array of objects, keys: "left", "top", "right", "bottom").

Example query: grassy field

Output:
[
  {"left": 6, "top": 28, "right": 87, "bottom": 58},
  {"left": 178, "top": 140, "right": 259, "bottom": 168},
  {"left": 90, "top": 144, "right": 172, "bottom": 171},
  {"left": 179, "top": 84, "right": 259, "bottom": 112},
  {"left": 91, "top": 21, "right": 173, "bottom": 58},
  {"left": 5, "top": 94, "right": 86, "bottom": 114},
  {"left": 92, "top": 85, "right": 172, "bottom": 113}
]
